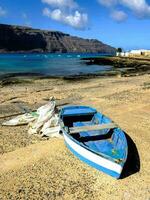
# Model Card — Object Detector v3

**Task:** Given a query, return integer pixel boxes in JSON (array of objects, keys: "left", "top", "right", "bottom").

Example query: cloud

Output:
[
  {"left": 111, "top": 10, "right": 127, "bottom": 22},
  {"left": 22, "top": 13, "right": 28, "bottom": 19},
  {"left": 121, "top": 0, "right": 150, "bottom": 17},
  {"left": 42, "top": 0, "right": 78, "bottom": 9},
  {"left": 43, "top": 8, "right": 88, "bottom": 29},
  {"left": 42, "top": 0, "right": 88, "bottom": 29},
  {"left": 22, "top": 13, "right": 31, "bottom": 26},
  {"left": 98, "top": 0, "right": 117, "bottom": 7},
  {"left": 0, "top": 6, "right": 7, "bottom": 17},
  {"left": 98, "top": 0, "right": 150, "bottom": 20}
]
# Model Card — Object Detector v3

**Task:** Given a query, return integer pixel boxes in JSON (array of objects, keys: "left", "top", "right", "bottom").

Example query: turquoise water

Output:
[{"left": 0, "top": 53, "right": 113, "bottom": 77}]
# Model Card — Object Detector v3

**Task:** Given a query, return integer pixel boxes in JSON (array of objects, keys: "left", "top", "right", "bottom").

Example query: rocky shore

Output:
[
  {"left": 81, "top": 56, "right": 150, "bottom": 77},
  {"left": 0, "top": 74, "right": 150, "bottom": 199}
]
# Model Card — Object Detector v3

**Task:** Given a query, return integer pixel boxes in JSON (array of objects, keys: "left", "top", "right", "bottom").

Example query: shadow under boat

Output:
[{"left": 120, "top": 133, "right": 140, "bottom": 179}]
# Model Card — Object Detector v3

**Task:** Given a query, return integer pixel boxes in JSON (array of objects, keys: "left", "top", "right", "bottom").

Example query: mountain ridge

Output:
[{"left": 0, "top": 24, "right": 116, "bottom": 53}]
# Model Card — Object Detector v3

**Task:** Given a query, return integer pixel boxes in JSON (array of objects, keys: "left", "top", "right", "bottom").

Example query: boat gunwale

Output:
[
  {"left": 63, "top": 128, "right": 126, "bottom": 165},
  {"left": 63, "top": 130, "right": 123, "bottom": 178},
  {"left": 60, "top": 105, "right": 97, "bottom": 117}
]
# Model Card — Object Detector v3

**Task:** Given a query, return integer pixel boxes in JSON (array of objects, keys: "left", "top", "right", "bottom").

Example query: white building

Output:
[
  {"left": 116, "top": 52, "right": 129, "bottom": 57},
  {"left": 117, "top": 49, "right": 150, "bottom": 57}
]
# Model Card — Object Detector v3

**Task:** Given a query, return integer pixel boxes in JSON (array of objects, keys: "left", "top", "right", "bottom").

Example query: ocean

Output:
[{"left": 0, "top": 53, "right": 113, "bottom": 77}]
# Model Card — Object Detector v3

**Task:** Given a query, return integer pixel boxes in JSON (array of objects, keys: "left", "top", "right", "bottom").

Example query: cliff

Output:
[{"left": 0, "top": 24, "right": 116, "bottom": 53}]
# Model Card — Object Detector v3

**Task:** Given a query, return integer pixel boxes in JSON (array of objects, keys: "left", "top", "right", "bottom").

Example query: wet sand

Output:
[{"left": 0, "top": 74, "right": 150, "bottom": 199}]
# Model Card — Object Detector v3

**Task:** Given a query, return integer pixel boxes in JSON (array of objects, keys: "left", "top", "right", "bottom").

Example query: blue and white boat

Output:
[{"left": 60, "top": 105, "right": 128, "bottom": 179}]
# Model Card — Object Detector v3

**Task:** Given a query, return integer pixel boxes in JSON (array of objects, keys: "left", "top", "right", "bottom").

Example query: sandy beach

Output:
[{"left": 0, "top": 74, "right": 150, "bottom": 199}]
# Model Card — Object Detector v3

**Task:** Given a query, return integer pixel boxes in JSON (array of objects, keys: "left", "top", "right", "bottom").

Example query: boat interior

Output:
[{"left": 61, "top": 107, "right": 127, "bottom": 163}]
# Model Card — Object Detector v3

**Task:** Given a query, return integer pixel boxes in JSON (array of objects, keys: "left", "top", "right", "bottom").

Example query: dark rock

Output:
[
  {"left": 82, "top": 56, "right": 150, "bottom": 77},
  {"left": 0, "top": 24, "right": 116, "bottom": 53}
]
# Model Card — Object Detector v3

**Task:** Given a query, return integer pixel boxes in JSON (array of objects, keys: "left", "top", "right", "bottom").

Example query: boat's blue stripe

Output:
[{"left": 65, "top": 141, "right": 121, "bottom": 179}]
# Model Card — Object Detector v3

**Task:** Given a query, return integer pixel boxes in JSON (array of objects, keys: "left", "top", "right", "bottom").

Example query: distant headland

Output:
[{"left": 0, "top": 24, "right": 116, "bottom": 54}]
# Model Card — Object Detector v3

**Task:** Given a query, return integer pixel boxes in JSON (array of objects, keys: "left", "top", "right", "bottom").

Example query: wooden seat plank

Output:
[{"left": 69, "top": 123, "right": 117, "bottom": 134}]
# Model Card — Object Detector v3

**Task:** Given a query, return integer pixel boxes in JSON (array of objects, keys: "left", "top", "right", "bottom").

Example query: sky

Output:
[{"left": 0, "top": 0, "right": 150, "bottom": 50}]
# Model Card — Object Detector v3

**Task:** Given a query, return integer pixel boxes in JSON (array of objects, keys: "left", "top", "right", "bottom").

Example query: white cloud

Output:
[
  {"left": 111, "top": 10, "right": 127, "bottom": 22},
  {"left": 43, "top": 7, "right": 52, "bottom": 17},
  {"left": 42, "top": 0, "right": 78, "bottom": 9},
  {"left": 65, "top": 11, "right": 88, "bottom": 29},
  {"left": 22, "top": 13, "right": 31, "bottom": 26},
  {"left": 42, "top": 0, "right": 88, "bottom": 29},
  {"left": 43, "top": 8, "right": 88, "bottom": 29},
  {"left": 0, "top": 6, "right": 7, "bottom": 17},
  {"left": 98, "top": 0, "right": 117, "bottom": 7},
  {"left": 121, "top": 0, "right": 150, "bottom": 17},
  {"left": 98, "top": 0, "right": 150, "bottom": 19}
]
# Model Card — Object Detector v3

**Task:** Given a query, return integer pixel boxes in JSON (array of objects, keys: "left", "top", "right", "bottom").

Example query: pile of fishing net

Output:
[{"left": 2, "top": 98, "right": 62, "bottom": 138}]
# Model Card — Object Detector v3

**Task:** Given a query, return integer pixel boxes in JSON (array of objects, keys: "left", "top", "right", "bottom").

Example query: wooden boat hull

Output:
[
  {"left": 60, "top": 106, "right": 127, "bottom": 179},
  {"left": 63, "top": 131, "right": 123, "bottom": 178}
]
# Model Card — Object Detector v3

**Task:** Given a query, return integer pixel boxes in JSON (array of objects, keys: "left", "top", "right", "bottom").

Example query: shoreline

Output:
[{"left": 0, "top": 56, "right": 149, "bottom": 85}]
